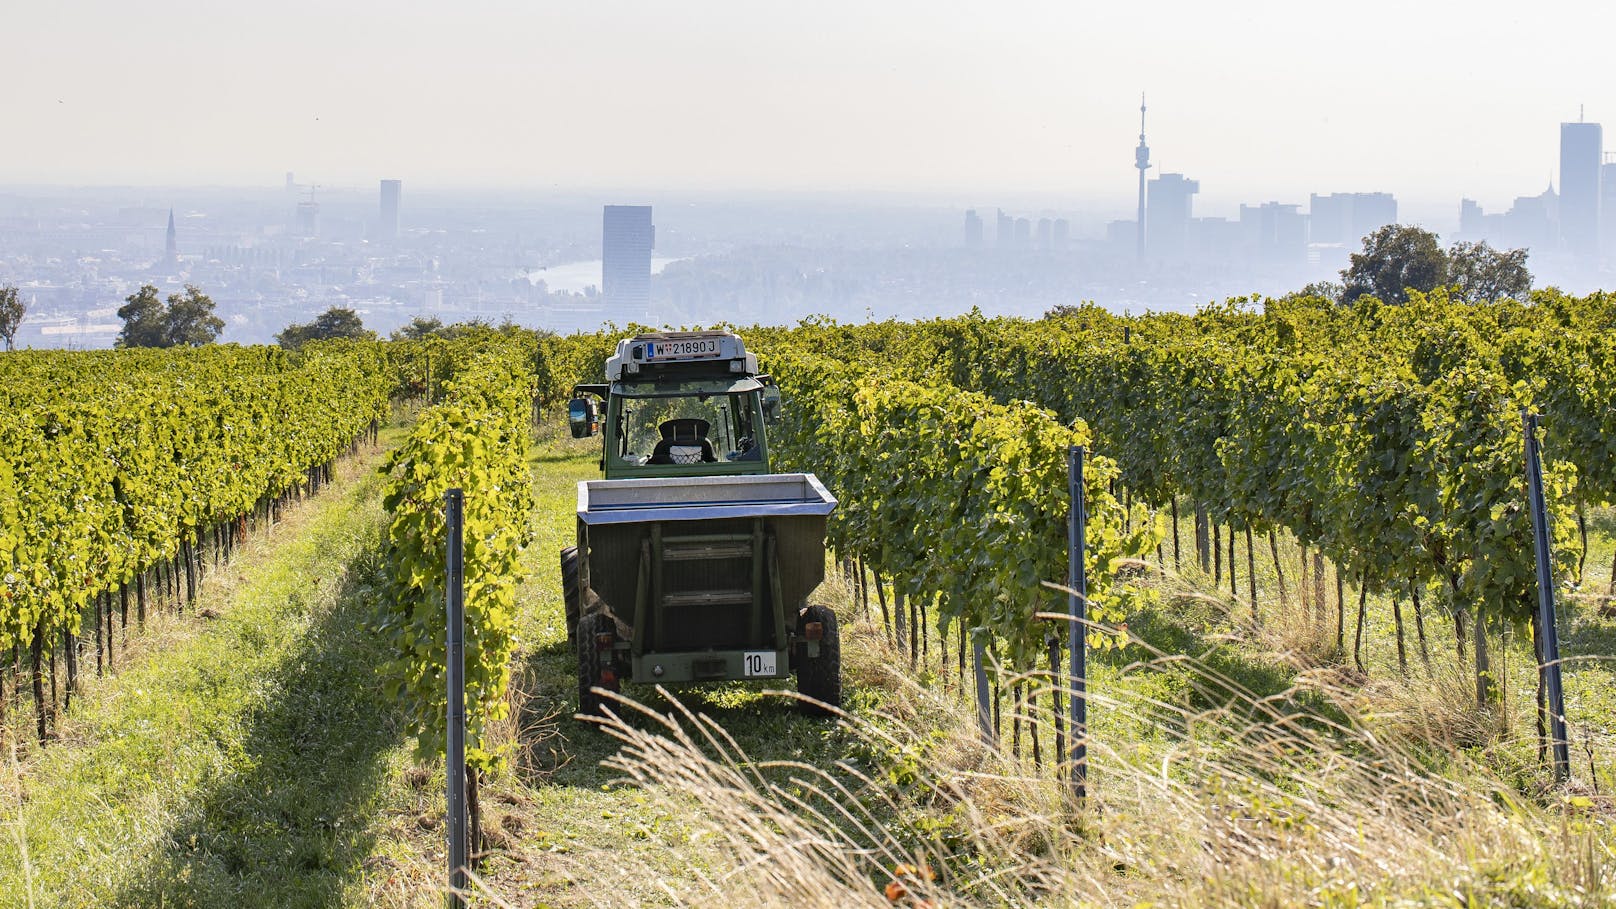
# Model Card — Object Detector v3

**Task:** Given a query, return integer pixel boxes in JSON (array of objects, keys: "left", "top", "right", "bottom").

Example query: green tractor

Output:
[{"left": 562, "top": 331, "right": 841, "bottom": 717}]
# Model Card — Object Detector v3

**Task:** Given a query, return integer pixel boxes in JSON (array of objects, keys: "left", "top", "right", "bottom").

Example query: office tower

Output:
[
  {"left": 1053, "top": 218, "right": 1069, "bottom": 249},
  {"left": 1309, "top": 192, "right": 1397, "bottom": 245},
  {"left": 964, "top": 209, "right": 984, "bottom": 248},
  {"left": 996, "top": 209, "right": 1014, "bottom": 248},
  {"left": 1460, "top": 199, "right": 1485, "bottom": 238},
  {"left": 296, "top": 200, "right": 320, "bottom": 238},
  {"left": 1036, "top": 218, "right": 1053, "bottom": 250},
  {"left": 603, "top": 205, "right": 654, "bottom": 310},
  {"left": 1192, "top": 216, "right": 1241, "bottom": 260},
  {"left": 1134, "top": 93, "right": 1150, "bottom": 260},
  {"left": 379, "top": 179, "right": 402, "bottom": 243},
  {"left": 1146, "top": 172, "right": 1198, "bottom": 260},
  {"left": 1560, "top": 119, "right": 1602, "bottom": 256},
  {"left": 1604, "top": 156, "right": 1616, "bottom": 257},
  {"left": 1013, "top": 217, "right": 1031, "bottom": 249},
  {"left": 1351, "top": 193, "right": 1398, "bottom": 240},
  {"left": 1239, "top": 202, "right": 1307, "bottom": 264},
  {"left": 1502, "top": 183, "right": 1559, "bottom": 250},
  {"left": 165, "top": 208, "right": 177, "bottom": 262}
]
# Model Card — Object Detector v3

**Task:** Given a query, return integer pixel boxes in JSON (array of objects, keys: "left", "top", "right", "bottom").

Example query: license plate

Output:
[
  {"left": 742, "top": 651, "right": 777, "bottom": 677},
  {"left": 649, "top": 338, "right": 721, "bottom": 360}
]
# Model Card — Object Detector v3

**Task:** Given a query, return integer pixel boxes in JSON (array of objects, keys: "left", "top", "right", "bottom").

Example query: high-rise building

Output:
[
  {"left": 379, "top": 179, "right": 402, "bottom": 243},
  {"left": 964, "top": 209, "right": 984, "bottom": 248},
  {"left": 1053, "top": 218, "right": 1069, "bottom": 250},
  {"left": 296, "top": 201, "right": 319, "bottom": 238},
  {"left": 1308, "top": 192, "right": 1397, "bottom": 245},
  {"left": 1106, "top": 220, "right": 1137, "bottom": 250},
  {"left": 1013, "top": 217, "right": 1031, "bottom": 249},
  {"left": 1191, "top": 216, "right": 1241, "bottom": 261},
  {"left": 1036, "top": 217, "right": 1053, "bottom": 250},
  {"left": 1603, "top": 156, "right": 1616, "bottom": 258},
  {"left": 1505, "top": 183, "right": 1559, "bottom": 250},
  {"left": 165, "top": 208, "right": 177, "bottom": 262},
  {"left": 1559, "top": 120, "right": 1602, "bottom": 256},
  {"left": 1239, "top": 202, "right": 1307, "bottom": 264},
  {"left": 603, "top": 205, "right": 654, "bottom": 310},
  {"left": 1146, "top": 172, "right": 1198, "bottom": 260},
  {"left": 996, "top": 209, "right": 1014, "bottom": 249}
]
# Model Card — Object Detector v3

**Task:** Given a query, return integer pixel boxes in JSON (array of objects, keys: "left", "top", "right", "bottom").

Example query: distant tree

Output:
[
  {"left": 1293, "top": 280, "right": 1344, "bottom": 304},
  {"left": 117, "top": 283, "right": 224, "bottom": 348},
  {"left": 276, "top": 306, "right": 375, "bottom": 350},
  {"left": 1447, "top": 240, "right": 1532, "bottom": 303},
  {"left": 163, "top": 285, "right": 225, "bottom": 347},
  {"left": 116, "top": 285, "right": 170, "bottom": 348},
  {"left": 1340, "top": 224, "right": 1449, "bottom": 304},
  {"left": 390, "top": 315, "right": 445, "bottom": 341},
  {"left": 0, "top": 285, "right": 24, "bottom": 351}
]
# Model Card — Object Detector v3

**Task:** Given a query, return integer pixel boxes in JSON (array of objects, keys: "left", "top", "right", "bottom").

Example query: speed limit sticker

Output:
[{"left": 742, "top": 651, "right": 777, "bottom": 677}]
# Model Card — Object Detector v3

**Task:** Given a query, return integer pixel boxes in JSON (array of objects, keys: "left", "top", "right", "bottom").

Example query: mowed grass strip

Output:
[
  {"left": 452, "top": 432, "right": 874, "bottom": 906},
  {"left": 2, "top": 430, "right": 408, "bottom": 908}
]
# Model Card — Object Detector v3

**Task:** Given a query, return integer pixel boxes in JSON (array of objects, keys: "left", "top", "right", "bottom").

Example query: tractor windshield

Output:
[{"left": 613, "top": 381, "right": 762, "bottom": 466}]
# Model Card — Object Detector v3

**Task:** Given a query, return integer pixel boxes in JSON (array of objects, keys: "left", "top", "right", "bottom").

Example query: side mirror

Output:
[
  {"left": 568, "top": 397, "right": 599, "bottom": 439},
  {"left": 761, "top": 385, "right": 782, "bottom": 424}
]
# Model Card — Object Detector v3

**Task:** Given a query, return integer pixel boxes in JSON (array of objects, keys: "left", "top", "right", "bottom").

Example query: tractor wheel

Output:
[
  {"left": 560, "top": 546, "right": 581, "bottom": 644},
  {"left": 576, "top": 612, "right": 619, "bottom": 719},
  {"left": 794, "top": 605, "right": 841, "bottom": 716}
]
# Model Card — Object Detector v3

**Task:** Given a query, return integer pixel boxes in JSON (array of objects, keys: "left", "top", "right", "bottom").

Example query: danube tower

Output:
[{"left": 1134, "top": 94, "right": 1151, "bottom": 261}]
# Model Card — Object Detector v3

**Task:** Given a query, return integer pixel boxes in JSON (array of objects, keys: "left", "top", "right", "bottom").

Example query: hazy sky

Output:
[{"left": 5, "top": 0, "right": 1609, "bottom": 217}]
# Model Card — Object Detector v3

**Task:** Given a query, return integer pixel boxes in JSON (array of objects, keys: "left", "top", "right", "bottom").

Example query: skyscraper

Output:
[
  {"left": 1559, "top": 119, "right": 1602, "bottom": 257},
  {"left": 1603, "top": 155, "right": 1616, "bottom": 258},
  {"left": 379, "top": 179, "right": 402, "bottom": 243},
  {"left": 964, "top": 209, "right": 984, "bottom": 248},
  {"left": 1308, "top": 192, "right": 1397, "bottom": 245},
  {"left": 603, "top": 205, "right": 654, "bottom": 310},
  {"left": 1146, "top": 172, "right": 1197, "bottom": 260},
  {"left": 1239, "top": 202, "right": 1307, "bottom": 264},
  {"left": 996, "top": 209, "right": 1014, "bottom": 249}
]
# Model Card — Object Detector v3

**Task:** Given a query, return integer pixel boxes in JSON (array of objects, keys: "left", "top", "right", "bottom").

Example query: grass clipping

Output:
[{"left": 540, "top": 616, "right": 1614, "bottom": 909}]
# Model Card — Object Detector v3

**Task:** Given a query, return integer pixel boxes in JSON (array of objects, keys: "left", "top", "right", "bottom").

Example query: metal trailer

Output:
[{"left": 569, "top": 472, "right": 841, "bottom": 715}]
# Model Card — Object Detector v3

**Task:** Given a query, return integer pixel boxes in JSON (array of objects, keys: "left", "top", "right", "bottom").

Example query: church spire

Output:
[{"left": 165, "top": 208, "right": 177, "bottom": 262}]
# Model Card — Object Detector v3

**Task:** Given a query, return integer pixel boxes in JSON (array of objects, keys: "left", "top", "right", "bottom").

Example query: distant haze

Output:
[{"left": 4, "top": 0, "right": 1607, "bottom": 211}]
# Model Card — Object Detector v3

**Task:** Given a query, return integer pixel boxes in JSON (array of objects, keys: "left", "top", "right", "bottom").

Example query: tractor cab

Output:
[
  {"left": 569, "top": 331, "right": 782, "bottom": 479},
  {"left": 560, "top": 329, "right": 839, "bottom": 719}
]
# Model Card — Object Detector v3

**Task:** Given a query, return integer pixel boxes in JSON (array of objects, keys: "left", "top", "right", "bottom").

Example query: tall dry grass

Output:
[{"left": 541, "top": 606, "right": 1614, "bottom": 909}]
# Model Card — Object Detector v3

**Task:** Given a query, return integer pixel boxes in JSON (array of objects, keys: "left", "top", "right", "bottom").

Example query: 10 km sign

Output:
[{"left": 742, "top": 650, "right": 777, "bottom": 677}]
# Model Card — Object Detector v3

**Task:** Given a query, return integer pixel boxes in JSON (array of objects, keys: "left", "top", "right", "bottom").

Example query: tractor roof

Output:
[{"left": 606, "top": 330, "right": 759, "bottom": 381}]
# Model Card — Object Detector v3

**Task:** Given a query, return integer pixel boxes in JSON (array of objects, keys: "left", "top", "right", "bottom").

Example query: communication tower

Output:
[{"left": 1135, "top": 93, "right": 1151, "bottom": 261}]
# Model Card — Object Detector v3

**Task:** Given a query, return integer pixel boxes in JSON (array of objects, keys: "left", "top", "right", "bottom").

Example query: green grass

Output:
[{"left": 1, "top": 432, "right": 414, "bottom": 908}]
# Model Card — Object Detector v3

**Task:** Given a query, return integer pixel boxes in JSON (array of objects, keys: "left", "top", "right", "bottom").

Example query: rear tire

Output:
[
  {"left": 560, "top": 546, "right": 581, "bottom": 644},
  {"left": 795, "top": 605, "right": 841, "bottom": 716},
  {"left": 577, "top": 612, "right": 618, "bottom": 719}
]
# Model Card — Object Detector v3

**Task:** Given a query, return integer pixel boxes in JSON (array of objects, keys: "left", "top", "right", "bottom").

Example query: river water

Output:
[{"left": 522, "top": 257, "right": 684, "bottom": 293}]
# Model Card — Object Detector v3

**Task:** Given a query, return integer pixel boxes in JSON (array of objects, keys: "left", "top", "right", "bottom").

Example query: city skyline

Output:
[
  {"left": 2, "top": 87, "right": 1611, "bottom": 352},
  {"left": 3, "top": 1, "right": 1611, "bottom": 209}
]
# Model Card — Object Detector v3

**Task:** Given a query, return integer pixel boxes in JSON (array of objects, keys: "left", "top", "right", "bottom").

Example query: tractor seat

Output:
[{"left": 649, "top": 418, "right": 717, "bottom": 465}]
